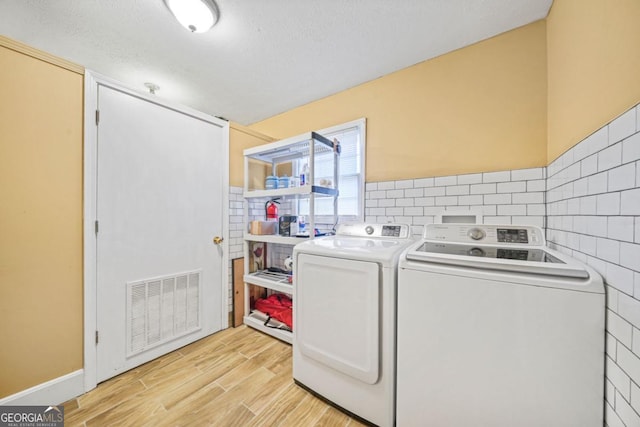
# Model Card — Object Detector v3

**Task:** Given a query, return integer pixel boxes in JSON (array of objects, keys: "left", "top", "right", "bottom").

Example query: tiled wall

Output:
[
  {"left": 364, "top": 168, "right": 546, "bottom": 237},
  {"left": 228, "top": 187, "right": 244, "bottom": 312},
  {"left": 546, "top": 104, "right": 640, "bottom": 427}
]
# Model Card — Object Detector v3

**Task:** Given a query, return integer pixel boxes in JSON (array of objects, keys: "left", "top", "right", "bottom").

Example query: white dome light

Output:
[{"left": 164, "top": 0, "right": 219, "bottom": 33}]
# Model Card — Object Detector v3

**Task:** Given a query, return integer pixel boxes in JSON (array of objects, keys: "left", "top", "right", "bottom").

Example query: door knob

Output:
[{"left": 213, "top": 236, "right": 224, "bottom": 245}]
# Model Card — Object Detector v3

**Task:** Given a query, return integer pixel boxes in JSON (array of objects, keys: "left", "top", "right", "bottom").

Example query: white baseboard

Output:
[{"left": 0, "top": 370, "right": 84, "bottom": 406}]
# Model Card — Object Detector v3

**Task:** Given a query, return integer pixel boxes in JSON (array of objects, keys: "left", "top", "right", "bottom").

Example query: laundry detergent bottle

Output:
[{"left": 300, "top": 163, "right": 309, "bottom": 186}]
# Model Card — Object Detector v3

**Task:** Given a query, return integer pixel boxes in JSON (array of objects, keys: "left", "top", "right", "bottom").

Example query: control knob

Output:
[
  {"left": 467, "top": 227, "right": 485, "bottom": 241},
  {"left": 365, "top": 225, "right": 374, "bottom": 235},
  {"left": 468, "top": 247, "right": 485, "bottom": 257}
]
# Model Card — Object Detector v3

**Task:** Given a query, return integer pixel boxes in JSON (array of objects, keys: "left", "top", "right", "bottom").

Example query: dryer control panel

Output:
[
  {"left": 337, "top": 223, "right": 411, "bottom": 239},
  {"left": 423, "top": 224, "right": 545, "bottom": 246}
]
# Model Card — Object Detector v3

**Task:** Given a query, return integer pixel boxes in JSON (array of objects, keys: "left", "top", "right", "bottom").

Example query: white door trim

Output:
[{"left": 83, "top": 71, "right": 229, "bottom": 392}]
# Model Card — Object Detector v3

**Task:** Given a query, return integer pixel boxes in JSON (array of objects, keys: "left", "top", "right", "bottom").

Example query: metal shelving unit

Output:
[
  {"left": 243, "top": 184, "right": 337, "bottom": 200},
  {"left": 242, "top": 234, "right": 308, "bottom": 245},
  {"left": 243, "top": 270, "right": 293, "bottom": 294},
  {"left": 242, "top": 131, "right": 340, "bottom": 343}
]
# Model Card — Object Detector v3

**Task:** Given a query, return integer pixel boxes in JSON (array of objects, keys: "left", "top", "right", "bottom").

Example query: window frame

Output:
[{"left": 299, "top": 118, "right": 366, "bottom": 225}]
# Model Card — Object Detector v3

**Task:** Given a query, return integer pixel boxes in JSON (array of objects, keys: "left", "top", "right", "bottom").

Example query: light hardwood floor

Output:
[{"left": 63, "top": 326, "right": 365, "bottom": 427}]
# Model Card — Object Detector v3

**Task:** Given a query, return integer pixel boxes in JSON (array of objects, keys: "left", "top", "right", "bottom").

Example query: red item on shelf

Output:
[{"left": 255, "top": 293, "right": 293, "bottom": 329}]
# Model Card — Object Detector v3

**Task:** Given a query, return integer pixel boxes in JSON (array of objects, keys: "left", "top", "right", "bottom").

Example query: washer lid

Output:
[
  {"left": 404, "top": 240, "right": 590, "bottom": 279},
  {"left": 415, "top": 242, "right": 562, "bottom": 262}
]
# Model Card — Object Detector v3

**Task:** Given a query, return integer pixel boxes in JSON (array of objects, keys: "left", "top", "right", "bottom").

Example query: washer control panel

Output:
[
  {"left": 497, "top": 228, "right": 529, "bottom": 244},
  {"left": 337, "top": 223, "right": 411, "bottom": 239},
  {"left": 381, "top": 225, "right": 404, "bottom": 237},
  {"left": 424, "top": 224, "right": 544, "bottom": 246}
]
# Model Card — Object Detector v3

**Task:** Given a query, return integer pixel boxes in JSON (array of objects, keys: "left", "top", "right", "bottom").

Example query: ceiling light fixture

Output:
[{"left": 164, "top": 0, "right": 219, "bottom": 33}]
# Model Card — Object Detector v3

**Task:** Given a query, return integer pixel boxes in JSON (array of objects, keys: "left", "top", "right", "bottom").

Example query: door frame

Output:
[{"left": 83, "top": 71, "right": 229, "bottom": 392}]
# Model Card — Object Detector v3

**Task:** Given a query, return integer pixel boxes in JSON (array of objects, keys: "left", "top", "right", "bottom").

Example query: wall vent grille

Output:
[{"left": 127, "top": 269, "right": 201, "bottom": 357}]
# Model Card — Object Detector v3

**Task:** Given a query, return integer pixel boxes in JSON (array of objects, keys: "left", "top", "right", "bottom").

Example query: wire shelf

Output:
[{"left": 244, "top": 132, "right": 336, "bottom": 164}]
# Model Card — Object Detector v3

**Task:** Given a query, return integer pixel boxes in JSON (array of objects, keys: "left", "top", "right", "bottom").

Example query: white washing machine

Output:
[
  {"left": 293, "top": 223, "right": 414, "bottom": 427},
  {"left": 397, "top": 223, "right": 605, "bottom": 427}
]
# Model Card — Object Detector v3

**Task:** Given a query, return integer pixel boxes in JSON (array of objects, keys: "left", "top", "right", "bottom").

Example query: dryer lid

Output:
[{"left": 294, "top": 234, "right": 415, "bottom": 266}]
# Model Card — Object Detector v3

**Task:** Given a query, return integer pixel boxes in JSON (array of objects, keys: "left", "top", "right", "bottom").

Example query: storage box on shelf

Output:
[{"left": 242, "top": 131, "right": 340, "bottom": 343}]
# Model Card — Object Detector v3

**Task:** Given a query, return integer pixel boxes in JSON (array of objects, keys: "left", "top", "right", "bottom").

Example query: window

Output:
[{"left": 298, "top": 118, "right": 365, "bottom": 223}]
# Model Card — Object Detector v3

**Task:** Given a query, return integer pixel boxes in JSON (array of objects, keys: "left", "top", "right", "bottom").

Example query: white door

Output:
[{"left": 96, "top": 85, "right": 226, "bottom": 382}]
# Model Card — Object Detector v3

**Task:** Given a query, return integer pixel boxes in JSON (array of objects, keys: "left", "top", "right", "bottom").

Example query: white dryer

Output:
[
  {"left": 293, "top": 223, "right": 414, "bottom": 427},
  {"left": 397, "top": 223, "right": 605, "bottom": 427}
]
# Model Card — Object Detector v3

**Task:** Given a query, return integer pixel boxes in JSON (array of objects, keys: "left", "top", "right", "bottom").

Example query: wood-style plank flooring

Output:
[{"left": 63, "top": 326, "right": 365, "bottom": 427}]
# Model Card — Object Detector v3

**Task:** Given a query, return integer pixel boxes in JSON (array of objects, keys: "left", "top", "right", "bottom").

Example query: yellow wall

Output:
[
  {"left": 251, "top": 21, "right": 548, "bottom": 182},
  {"left": 547, "top": 0, "right": 640, "bottom": 162},
  {"left": 229, "top": 122, "right": 274, "bottom": 187},
  {"left": 0, "top": 38, "right": 84, "bottom": 397}
]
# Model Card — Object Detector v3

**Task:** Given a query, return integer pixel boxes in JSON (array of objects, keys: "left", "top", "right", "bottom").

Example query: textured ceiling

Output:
[{"left": 0, "top": 0, "right": 552, "bottom": 125}]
